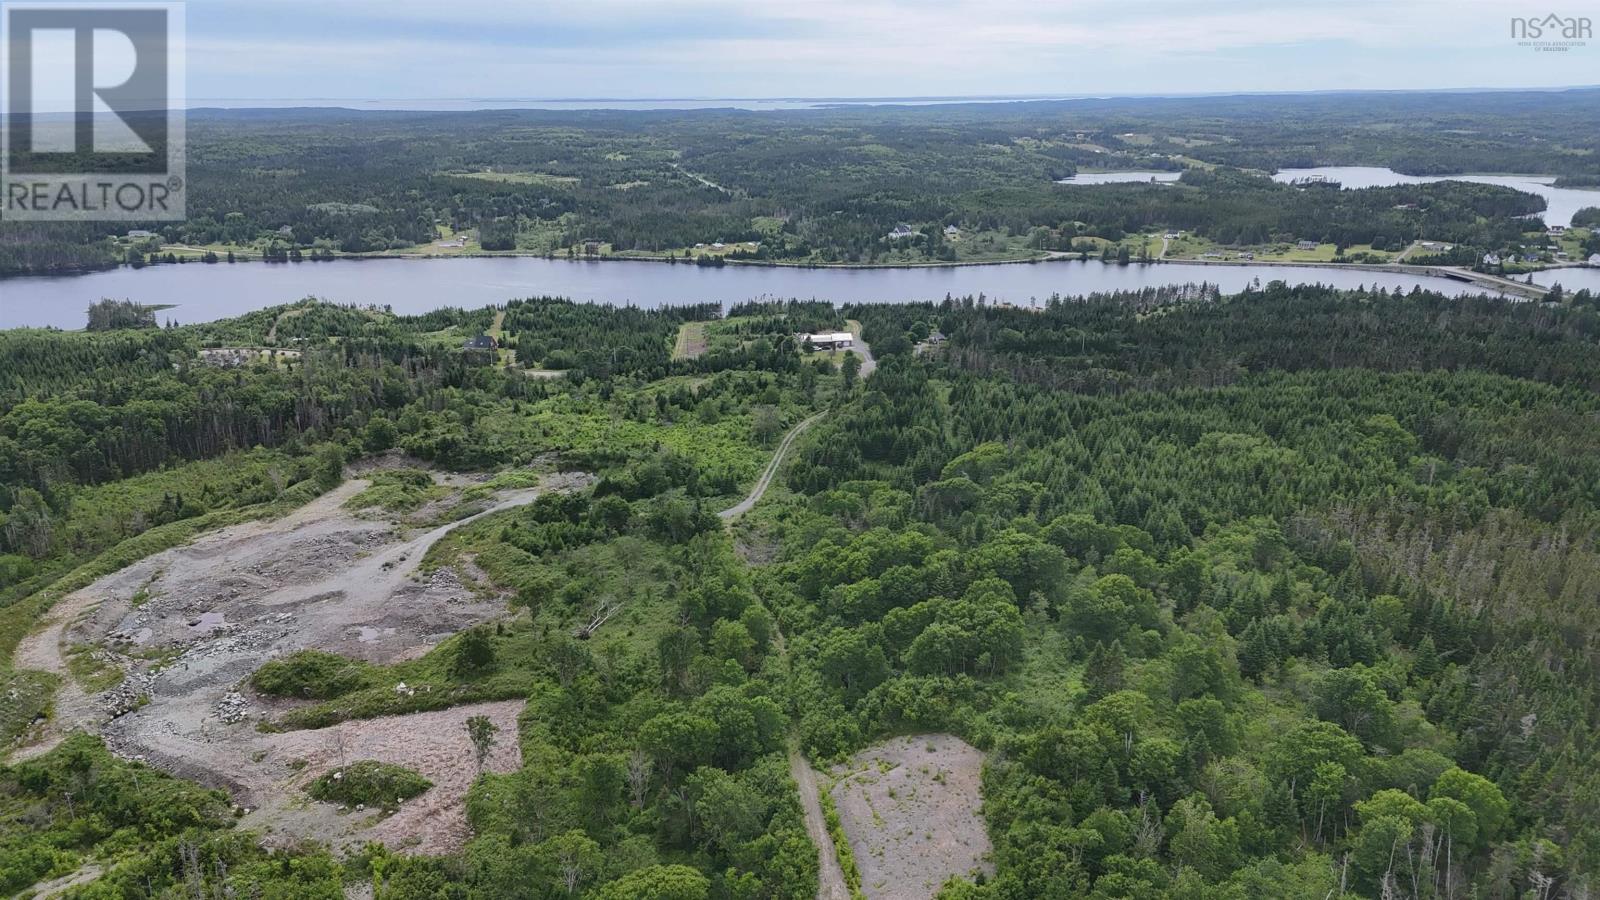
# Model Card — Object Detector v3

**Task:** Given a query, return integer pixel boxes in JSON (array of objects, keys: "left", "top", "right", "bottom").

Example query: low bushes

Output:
[
  {"left": 251, "top": 650, "right": 375, "bottom": 700},
  {"left": 344, "top": 468, "right": 443, "bottom": 513},
  {"left": 819, "top": 786, "right": 867, "bottom": 900},
  {"left": 307, "top": 760, "right": 431, "bottom": 811}
]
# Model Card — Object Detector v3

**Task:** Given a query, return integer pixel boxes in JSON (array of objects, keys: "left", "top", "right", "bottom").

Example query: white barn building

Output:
[{"left": 801, "top": 331, "right": 855, "bottom": 351}]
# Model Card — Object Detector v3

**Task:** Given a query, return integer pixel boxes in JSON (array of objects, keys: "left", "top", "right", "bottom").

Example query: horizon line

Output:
[{"left": 187, "top": 85, "right": 1600, "bottom": 103}]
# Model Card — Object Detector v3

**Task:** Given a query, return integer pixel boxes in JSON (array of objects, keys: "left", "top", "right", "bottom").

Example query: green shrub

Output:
[
  {"left": 252, "top": 650, "right": 375, "bottom": 699},
  {"left": 345, "top": 468, "right": 443, "bottom": 512},
  {"left": 307, "top": 760, "right": 431, "bottom": 811},
  {"left": 819, "top": 786, "right": 867, "bottom": 899},
  {"left": 0, "top": 733, "right": 233, "bottom": 894},
  {"left": 278, "top": 669, "right": 536, "bottom": 730}
]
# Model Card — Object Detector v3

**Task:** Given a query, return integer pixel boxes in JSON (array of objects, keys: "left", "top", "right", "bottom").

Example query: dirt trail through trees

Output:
[
  {"left": 721, "top": 414, "right": 822, "bottom": 521},
  {"left": 791, "top": 744, "right": 851, "bottom": 900}
]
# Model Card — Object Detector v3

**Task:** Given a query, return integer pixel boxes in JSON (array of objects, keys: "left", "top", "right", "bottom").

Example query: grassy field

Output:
[
  {"left": 269, "top": 522, "right": 686, "bottom": 730},
  {"left": 1554, "top": 226, "right": 1595, "bottom": 260},
  {"left": 1160, "top": 234, "right": 1399, "bottom": 263},
  {"left": 443, "top": 170, "right": 580, "bottom": 187},
  {"left": 672, "top": 321, "right": 709, "bottom": 360},
  {"left": 1254, "top": 241, "right": 1394, "bottom": 263}
]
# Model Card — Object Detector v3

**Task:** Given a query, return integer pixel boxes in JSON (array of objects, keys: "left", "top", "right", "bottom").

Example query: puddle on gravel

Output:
[
  {"left": 188, "top": 611, "right": 229, "bottom": 632},
  {"left": 356, "top": 626, "right": 395, "bottom": 643}
]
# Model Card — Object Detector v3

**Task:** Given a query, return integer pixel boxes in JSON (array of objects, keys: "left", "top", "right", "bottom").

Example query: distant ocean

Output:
[{"left": 185, "top": 96, "right": 1090, "bottom": 112}]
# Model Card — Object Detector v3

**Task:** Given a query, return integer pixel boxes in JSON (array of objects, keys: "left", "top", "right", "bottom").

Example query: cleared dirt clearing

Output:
[
  {"left": 673, "top": 321, "right": 709, "bottom": 360},
  {"left": 8, "top": 470, "right": 586, "bottom": 852},
  {"left": 243, "top": 698, "right": 523, "bottom": 854},
  {"left": 829, "top": 734, "right": 992, "bottom": 899}
]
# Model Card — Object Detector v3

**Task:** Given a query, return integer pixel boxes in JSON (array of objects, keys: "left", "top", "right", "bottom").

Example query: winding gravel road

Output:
[{"left": 720, "top": 413, "right": 822, "bottom": 521}]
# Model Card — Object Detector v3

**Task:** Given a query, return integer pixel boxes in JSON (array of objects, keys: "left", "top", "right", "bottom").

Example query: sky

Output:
[{"left": 176, "top": 0, "right": 1597, "bottom": 102}]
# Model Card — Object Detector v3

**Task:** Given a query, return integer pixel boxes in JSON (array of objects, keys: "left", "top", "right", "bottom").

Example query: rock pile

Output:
[
  {"left": 214, "top": 691, "right": 250, "bottom": 724},
  {"left": 102, "top": 671, "right": 155, "bottom": 718}
]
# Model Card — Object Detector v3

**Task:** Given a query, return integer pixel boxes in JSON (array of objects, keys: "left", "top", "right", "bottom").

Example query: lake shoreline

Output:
[
  {"left": 0, "top": 249, "right": 1065, "bottom": 281},
  {"left": 3, "top": 249, "right": 1570, "bottom": 330},
  {"left": 9, "top": 245, "right": 1593, "bottom": 282}
]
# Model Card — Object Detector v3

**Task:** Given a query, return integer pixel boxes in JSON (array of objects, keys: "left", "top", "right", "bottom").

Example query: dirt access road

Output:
[
  {"left": 9, "top": 469, "right": 587, "bottom": 853},
  {"left": 731, "top": 327, "right": 876, "bottom": 897},
  {"left": 720, "top": 324, "right": 873, "bottom": 522},
  {"left": 720, "top": 414, "right": 822, "bottom": 521},
  {"left": 845, "top": 319, "right": 876, "bottom": 378},
  {"left": 791, "top": 744, "right": 850, "bottom": 900}
]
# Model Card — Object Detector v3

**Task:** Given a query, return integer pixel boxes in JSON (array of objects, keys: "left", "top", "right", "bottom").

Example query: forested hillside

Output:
[
  {"left": 766, "top": 284, "right": 1600, "bottom": 897},
  {"left": 3, "top": 88, "right": 1596, "bottom": 273},
  {"left": 1, "top": 283, "right": 1599, "bottom": 898}
]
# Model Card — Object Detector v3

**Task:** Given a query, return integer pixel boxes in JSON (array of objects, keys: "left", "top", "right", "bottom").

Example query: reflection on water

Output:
[
  {"left": 0, "top": 255, "right": 1512, "bottom": 330},
  {"left": 1534, "top": 266, "right": 1600, "bottom": 293}
]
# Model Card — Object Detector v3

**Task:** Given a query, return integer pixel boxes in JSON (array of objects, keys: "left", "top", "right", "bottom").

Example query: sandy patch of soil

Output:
[
  {"left": 8, "top": 470, "right": 591, "bottom": 853},
  {"left": 829, "top": 734, "right": 992, "bottom": 899}
]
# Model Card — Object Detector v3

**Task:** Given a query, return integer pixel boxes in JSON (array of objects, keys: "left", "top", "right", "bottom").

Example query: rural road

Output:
[
  {"left": 844, "top": 319, "right": 876, "bottom": 379},
  {"left": 720, "top": 413, "right": 822, "bottom": 521},
  {"left": 769, "top": 620, "right": 849, "bottom": 900},
  {"left": 791, "top": 744, "right": 851, "bottom": 900}
]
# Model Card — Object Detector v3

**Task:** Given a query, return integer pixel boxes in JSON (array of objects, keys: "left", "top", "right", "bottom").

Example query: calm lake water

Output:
[
  {"left": 1057, "top": 171, "right": 1182, "bottom": 185},
  {"left": 1534, "top": 266, "right": 1600, "bottom": 293},
  {"left": 0, "top": 256, "right": 1512, "bottom": 330},
  {"left": 1271, "top": 166, "right": 1600, "bottom": 227}
]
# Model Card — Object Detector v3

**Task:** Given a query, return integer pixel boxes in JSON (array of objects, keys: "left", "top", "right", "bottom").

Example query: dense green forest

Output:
[
  {"left": 2, "top": 281, "right": 1600, "bottom": 898},
  {"left": 3, "top": 88, "right": 1596, "bottom": 273}
]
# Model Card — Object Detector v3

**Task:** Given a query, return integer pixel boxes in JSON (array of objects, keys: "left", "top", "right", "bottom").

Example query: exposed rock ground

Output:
[
  {"left": 9, "top": 470, "right": 590, "bottom": 853},
  {"left": 829, "top": 734, "right": 993, "bottom": 899}
]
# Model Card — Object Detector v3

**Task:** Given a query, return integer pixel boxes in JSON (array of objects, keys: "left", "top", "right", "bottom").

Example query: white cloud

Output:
[{"left": 183, "top": 0, "right": 1597, "bottom": 99}]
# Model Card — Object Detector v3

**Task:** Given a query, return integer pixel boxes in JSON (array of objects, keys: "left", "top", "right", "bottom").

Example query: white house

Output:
[
  {"left": 1590, "top": 253, "right": 1600, "bottom": 266},
  {"left": 886, "top": 224, "right": 917, "bottom": 240},
  {"left": 801, "top": 331, "right": 854, "bottom": 351},
  {"left": 126, "top": 229, "right": 155, "bottom": 240},
  {"left": 1482, "top": 253, "right": 1502, "bottom": 266},
  {"left": 1296, "top": 240, "right": 1319, "bottom": 251},
  {"left": 1549, "top": 225, "right": 1567, "bottom": 236}
]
